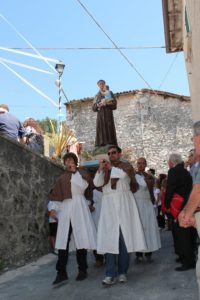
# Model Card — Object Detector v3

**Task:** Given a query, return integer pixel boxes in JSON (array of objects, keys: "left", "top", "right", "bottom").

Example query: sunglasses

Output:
[{"left": 108, "top": 151, "right": 117, "bottom": 156}]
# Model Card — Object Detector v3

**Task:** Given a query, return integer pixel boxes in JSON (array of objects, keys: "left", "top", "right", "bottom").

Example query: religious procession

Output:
[
  {"left": 47, "top": 79, "right": 199, "bottom": 291},
  {"left": 1, "top": 2, "right": 200, "bottom": 300}
]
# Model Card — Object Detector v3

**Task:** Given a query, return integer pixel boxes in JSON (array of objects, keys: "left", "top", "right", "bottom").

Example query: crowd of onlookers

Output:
[{"left": 0, "top": 103, "right": 44, "bottom": 154}]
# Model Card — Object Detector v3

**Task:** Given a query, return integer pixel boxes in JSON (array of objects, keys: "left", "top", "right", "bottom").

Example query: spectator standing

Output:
[
  {"left": 157, "top": 174, "right": 167, "bottom": 229},
  {"left": 0, "top": 104, "right": 25, "bottom": 142},
  {"left": 23, "top": 118, "right": 44, "bottom": 154},
  {"left": 165, "top": 153, "right": 195, "bottom": 271},
  {"left": 147, "top": 168, "right": 156, "bottom": 177},
  {"left": 186, "top": 149, "right": 200, "bottom": 177}
]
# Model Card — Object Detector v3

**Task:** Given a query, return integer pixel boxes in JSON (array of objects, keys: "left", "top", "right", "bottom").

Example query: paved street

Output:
[{"left": 0, "top": 231, "right": 198, "bottom": 300}]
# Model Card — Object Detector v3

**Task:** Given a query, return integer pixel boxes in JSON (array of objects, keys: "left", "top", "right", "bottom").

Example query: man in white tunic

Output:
[
  {"left": 49, "top": 153, "right": 96, "bottom": 285},
  {"left": 134, "top": 157, "right": 161, "bottom": 263},
  {"left": 93, "top": 145, "right": 146, "bottom": 285}
]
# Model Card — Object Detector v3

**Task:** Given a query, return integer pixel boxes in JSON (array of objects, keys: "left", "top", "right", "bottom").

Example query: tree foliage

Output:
[{"left": 37, "top": 117, "right": 64, "bottom": 134}]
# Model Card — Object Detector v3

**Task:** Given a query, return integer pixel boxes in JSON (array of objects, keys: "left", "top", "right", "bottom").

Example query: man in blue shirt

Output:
[{"left": 0, "top": 104, "right": 25, "bottom": 142}]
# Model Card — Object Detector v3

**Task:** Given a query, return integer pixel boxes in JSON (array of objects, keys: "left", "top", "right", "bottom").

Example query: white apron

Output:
[
  {"left": 94, "top": 167, "right": 147, "bottom": 254},
  {"left": 134, "top": 174, "right": 161, "bottom": 252},
  {"left": 55, "top": 171, "right": 97, "bottom": 250}
]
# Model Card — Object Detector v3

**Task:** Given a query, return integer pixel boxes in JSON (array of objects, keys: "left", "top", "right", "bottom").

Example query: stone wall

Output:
[
  {"left": 0, "top": 135, "right": 64, "bottom": 269},
  {"left": 66, "top": 90, "right": 193, "bottom": 174}
]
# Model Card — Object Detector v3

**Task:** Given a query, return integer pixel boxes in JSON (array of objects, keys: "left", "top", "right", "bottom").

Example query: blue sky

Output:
[{"left": 0, "top": 0, "right": 189, "bottom": 121}]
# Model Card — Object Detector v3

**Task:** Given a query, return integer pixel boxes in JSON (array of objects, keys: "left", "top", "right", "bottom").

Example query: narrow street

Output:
[{"left": 0, "top": 231, "right": 198, "bottom": 300}]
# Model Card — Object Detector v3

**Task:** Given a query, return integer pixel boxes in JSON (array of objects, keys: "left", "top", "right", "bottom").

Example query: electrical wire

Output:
[
  {"left": 75, "top": 0, "right": 153, "bottom": 90},
  {"left": 5, "top": 46, "right": 166, "bottom": 50},
  {"left": 0, "top": 60, "right": 58, "bottom": 107},
  {"left": 0, "top": 13, "right": 57, "bottom": 73},
  {"left": 0, "top": 57, "right": 53, "bottom": 74},
  {"left": 0, "top": 46, "right": 59, "bottom": 62},
  {"left": 158, "top": 52, "right": 179, "bottom": 89}
]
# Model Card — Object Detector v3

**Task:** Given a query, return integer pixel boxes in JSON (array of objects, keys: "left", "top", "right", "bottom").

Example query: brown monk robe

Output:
[
  {"left": 92, "top": 80, "right": 118, "bottom": 147},
  {"left": 104, "top": 160, "right": 139, "bottom": 193},
  {"left": 49, "top": 167, "right": 93, "bottom": 202}
]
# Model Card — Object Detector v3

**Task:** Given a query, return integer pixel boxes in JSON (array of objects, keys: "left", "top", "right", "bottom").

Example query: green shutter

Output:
[{"left": 185, "top": 6, "right": 190, "bottom": 33}]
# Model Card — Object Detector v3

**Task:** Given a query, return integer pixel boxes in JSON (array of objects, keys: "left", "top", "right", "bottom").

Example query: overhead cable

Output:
[
  {"left": 0, "top": 57, "right": 53, "bottom": 74},
  {"left": 75, "top": 0, "right": 153, "bottom": 89},
  {"left": 158, "top": 53, "right": 179, "bottom": 89},
  {"left": 0, "top": 60, "right": 58, "bottom": 107},
  {"left": 4, "top": 46, "right": 166, "bottom": 50},
  {"left": 0, "top": 13, "right": 57, "bottom": 73},
  {"left": 0, "top": 46, "right": 59, "bottom": 62}
]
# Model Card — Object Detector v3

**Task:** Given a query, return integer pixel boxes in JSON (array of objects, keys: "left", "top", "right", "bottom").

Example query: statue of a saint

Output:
[{"left": 92, "top": 79, "right": 118, "bottom": 147}]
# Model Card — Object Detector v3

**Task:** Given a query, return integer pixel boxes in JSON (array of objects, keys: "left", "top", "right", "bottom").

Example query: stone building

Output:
[
  {"left": 162, "top": 0, "right": 200, "bottom": 121},
  {"left": 65, "top": 89, "right": 193, "bottom": 174}
]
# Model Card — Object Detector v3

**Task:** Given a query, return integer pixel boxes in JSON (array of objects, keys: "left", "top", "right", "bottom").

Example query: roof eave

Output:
[{"left": 162, "top": 0, "right": 183, "bottom": 53}]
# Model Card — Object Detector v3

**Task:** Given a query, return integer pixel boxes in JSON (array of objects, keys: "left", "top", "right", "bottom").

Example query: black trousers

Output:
[
  {"left": 172, "top": 219, "right": 197, "bottom": 266},
  {"left": 157, "top": 205, "right": 165, "bottom": 228},
  {"left": 93, "top": 250, "right": 104, "bottom": 262},
  {"left": 136, "top": 252, "right": 152, "bottom": 257},
  {"left": 56, "top": 223, "right": 88, "bottom": 273}
]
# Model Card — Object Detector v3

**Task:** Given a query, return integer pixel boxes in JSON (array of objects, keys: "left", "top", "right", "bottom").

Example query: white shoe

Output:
[
  {"left": 119, "top": 274, "right": 127, "bottom": 283},
  {"left": 102, "top": 276, "right": 116, "bottom": 286}
]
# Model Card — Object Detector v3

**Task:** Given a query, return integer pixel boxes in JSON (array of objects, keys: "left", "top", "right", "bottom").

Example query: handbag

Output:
[{"left": 170, "top": 193, "right": 184, "bottom": 219}]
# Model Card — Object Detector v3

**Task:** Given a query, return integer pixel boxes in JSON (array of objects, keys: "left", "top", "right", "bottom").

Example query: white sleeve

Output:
[
  {"left": 47, "top": 201, "right": 60, "bottom": 212},
  {"left": 71, "top": 171, "right": 88, "bottom": 190},
  {"left": 110, "top": 167, "right": 127, "bottom": 179},
  {"left": 93, "top": 171, "right": 105, "bottom": 187}
]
